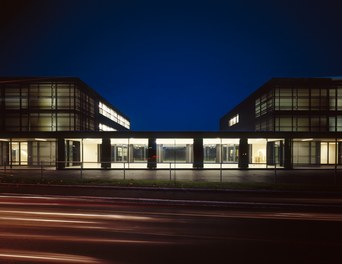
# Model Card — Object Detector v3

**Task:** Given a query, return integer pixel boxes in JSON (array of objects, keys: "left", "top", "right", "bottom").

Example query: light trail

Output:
[
  {"left": 0, "top": 232, "right": 175, "bottom": 245},
  {"left": 0, "top": 210, "right": 154, "bottom": 221},
  {"left": 0, "top": 194, "right": 59, "bottom": 200},
  {"left": 0, "top": 216, "right": 95, "bottom": 224},
  {"left": 110, "top": 209, "right": 342, "bottom": 222},
  {"left": 1, "top": 205, "right": 342, "bottom": 223},
  {"left": 0, "top": 202, "right": 60, "bottom": 206},
  {"left": 0, "top": 250, "right": 101, "bottom": 263}
]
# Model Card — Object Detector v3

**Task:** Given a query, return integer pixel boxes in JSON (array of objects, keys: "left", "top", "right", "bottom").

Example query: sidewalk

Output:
[{"left": 1, "top": 167, "right": 342, "bottom": 185}]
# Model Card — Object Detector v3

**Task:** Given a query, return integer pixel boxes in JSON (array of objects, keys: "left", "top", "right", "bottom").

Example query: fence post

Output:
[
  {"left": 80, "top": 162, "right": 83, "bottom": 181},
  {"left": 123, "top": 162, "right": 126, "bottom": 180},
  {"left": 41, "top": 161, "right": 43, "bottom": 180},
  {"left": 220, "top": 162, "right": 223, "bottom": 183},
  {"left": 274, "top": 161, "right": 277, "bottom": 184},
  {"left": 335, "top": 137, "right": 338, "bottom": 185}
]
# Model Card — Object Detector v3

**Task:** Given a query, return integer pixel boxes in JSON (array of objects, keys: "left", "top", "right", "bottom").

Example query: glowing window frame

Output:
[
  {"left": 99, "top": 102, "right": 130, "bottom": 129},
  {"left": 229, "top": 114, "right": 239, "bottom": 127}
]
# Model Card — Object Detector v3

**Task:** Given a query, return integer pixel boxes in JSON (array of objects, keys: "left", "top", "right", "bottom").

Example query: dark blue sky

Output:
[{"left": 1, "top": 0, "right": 342, "bottom": 131}]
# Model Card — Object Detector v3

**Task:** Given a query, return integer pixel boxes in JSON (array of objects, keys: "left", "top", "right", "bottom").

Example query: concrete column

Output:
[
  {"left": 101, "top": 138, "right": 111, "bottom": 169},
  {"left": 57, "top": 137, "right": 65, "bottom": 170},
  {"left": 279, "top": 140, "right": 284, "bottom": 167},
  {"left": 338, "top": 142, "right": 342, "bottom": 165},
  {"left": 284, "top": 138, "right": 292, "bottom": 169},
  {"left": 266, "top": 141, "right": 274, "bottom": 165},
  {"left": 148, "top": 138, "right": 157, "bottom": 169},
  {"left": 238, "top": 138, "right": 249, "bottom": 169},
  {"left": 27, "top": 141, "right": 33, "bottom": 166},
  {"left": 193, "top": 138, "right": 203, "bottom": 169}
]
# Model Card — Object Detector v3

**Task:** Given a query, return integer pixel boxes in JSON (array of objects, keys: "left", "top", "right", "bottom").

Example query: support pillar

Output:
[
  {"left": 266, "top": 141, "right": 275, "bottom": 166},
  {"left": 57, "top": 137, "right": 65, "bottom": 170},
  {"left": 279, "top": 141, "right": 284, "bottom": 167},
  {"left": 284, "top": 138, "right": 292, "bottom": 169},
  {"left": 238, "top": 138, "right": 249, "bottom": 169},
  {"left": 101, "top": 138, "right": 111, "bottom": 169},
  {"left": 193, "top": 138, "right": 203, "bottom": 169},
  {"left": 148, "top": 138, "right": 157, "bottom": 169},
  {"left": 338, "top": 142, "right": 342, "bottom": 165}
]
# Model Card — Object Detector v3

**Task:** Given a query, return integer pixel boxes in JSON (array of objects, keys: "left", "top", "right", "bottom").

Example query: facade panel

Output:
[
  {"left": 0, "top": 77, "right": 130, "bottom": 132},
  {"left": 220, "top": 78, "right": 342, "bottom": 133}
]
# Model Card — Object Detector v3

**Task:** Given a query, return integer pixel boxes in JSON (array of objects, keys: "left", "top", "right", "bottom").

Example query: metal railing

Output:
[{"left": 0, "top": 161, "right": 341, "bottom": 185}]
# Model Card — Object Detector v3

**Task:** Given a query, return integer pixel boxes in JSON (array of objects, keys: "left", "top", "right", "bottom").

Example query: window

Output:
[
  {"left": 329, "top": 88, "right": 336, "bottom": 110},
  {"left": 275, "top": 87, "right": 292, "bottom": 110},
  {"left": 156, "top": 139, "right": 193, "bottom": 163},
  {"left": 296, "top": 117, "right": 310, "bottom": 132},
  {"left": 57, "top": 113, "right": 73, "bottom": 131},
  {"left": 99, "top": 102, "right": 130, "bottom": 129},
  {"left": 229, "top": 114, "right": 239, "bottom": 127},
  {"left": 256, "top": 91, "right": 274, "bottom": 115},
  {"left": 99, "top": 123, "right": 116, "bottom": 131},
  {"left": 275, "top": 117, "right": 292, "bottom": 131},
  {"left": 5, "top": 89, "right": 20, "bottom": 109},
  {"left": 203, "top": 145, "right": 217, "bottom": 162},
  {"left": 329, "top": 117, "right": 336, "bottom": 132},
  {"left": 337, "top": 116, "right": 342, "bottom": 131},
  {"left": 222, "top": 144, "right": 239, "bottom": 163},
  {"left": 255, "top": 98, "right": 261, "bottom": 117},
  {"left": 132, "top": 145, "right": 147, "bottom": 162},
  {"left": 337, "top": 88, "right": 342, "bottom": 110}
]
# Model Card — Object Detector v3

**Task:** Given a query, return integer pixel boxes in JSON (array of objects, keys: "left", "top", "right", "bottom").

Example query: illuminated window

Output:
[
  {"left": 99, "top": 102, "right": 130, "bottom": 129},
  {"left": 99, "top": 123, "right": 117, "bottom": 131},
  {"left": 229, "top": 114, "right": 239, "bottom": 127},
  {"left": 156, "top": 139, "right": 194, "bottom": 163}
]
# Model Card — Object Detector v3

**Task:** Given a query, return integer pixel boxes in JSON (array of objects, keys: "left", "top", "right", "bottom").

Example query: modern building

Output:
[
  {"left": 219, "top": 77, "right": 342, "bottom": 168},
  {"left": 0, "top": 77, "right": 341, "bottom": 171},
  {"left": 0, "top": 77, "right": 130, "bottom": 132},
  {"left": 220, "top": 77, "right": 342, "bottom": 132},
  {"left": 0, "top": 130, "right": 340, "bottom": 170}
]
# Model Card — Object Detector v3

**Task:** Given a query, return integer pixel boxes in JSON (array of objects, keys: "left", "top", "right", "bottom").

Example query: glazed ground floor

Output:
[{"left": 0, "top": 131, "right": 341, "bottom": 169}]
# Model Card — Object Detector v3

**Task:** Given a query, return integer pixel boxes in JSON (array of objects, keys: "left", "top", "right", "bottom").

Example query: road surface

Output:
[{"left": 0, "top": 194, "right": 342, "bottom": 263}]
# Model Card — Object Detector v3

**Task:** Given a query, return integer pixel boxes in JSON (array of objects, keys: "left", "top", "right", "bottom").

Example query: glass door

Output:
[{"left": 10, "top": 142, "right": 28, "bottom": 166}]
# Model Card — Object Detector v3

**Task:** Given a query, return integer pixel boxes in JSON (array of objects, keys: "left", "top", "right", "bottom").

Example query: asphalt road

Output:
[{"left": 0, "top": 194, "right": 342, "bottom": 263}]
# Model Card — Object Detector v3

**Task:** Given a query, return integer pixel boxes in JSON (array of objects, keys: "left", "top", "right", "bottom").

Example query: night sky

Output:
[{"left": 1, "top": 0, "right": 342, "bottom": 131}]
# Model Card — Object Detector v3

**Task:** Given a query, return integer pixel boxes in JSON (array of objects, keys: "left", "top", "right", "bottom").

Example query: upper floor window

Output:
[
  {"left": 99, "top": 102, "right": 130, "bottom": 129},
  {"left": 229, "top": 114, "right": 239, "bottom": 127},
  {"left": 99, "top": 123, "right": 117, "bottom": 131}
]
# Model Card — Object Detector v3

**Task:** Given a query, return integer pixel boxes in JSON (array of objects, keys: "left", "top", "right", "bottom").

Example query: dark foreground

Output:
[{"left": 0, "top": 194, "right": 342, "bottom": 263}]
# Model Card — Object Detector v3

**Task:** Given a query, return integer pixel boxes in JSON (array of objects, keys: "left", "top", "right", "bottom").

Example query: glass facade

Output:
[
  {"left": 247, "top": 138, "right": 284, "bottom": 168},
  {"left": 248, "top": 139, "right": 267, "bottom": 167},
  {"left": 110, "top": 138, "right": 148, "bottom": 168},
  {"left": 0, "top": 78, "right": 129, "bottom": 132},
  {"left": 83, "top": 139, "right": 101, "bottom": 168},
  {"left": 292, "top": 139, "right": 341, "bottom": 166},
  {"left": 252, "top": 80, "right": 342, "bottom": 132},
  {"left": 10, "top": 142, "right": 28, "bottom": 165},
  {"left": 203, "top": 138, "right": 239, "bottom": 168},
  {"left": 29, "top": 140, "right": 56, "bottom": 166},
  {"left": 0, "top": 135, "right": 341, "bottom": 169},
  {"left": 0, "top": 138, "right": 56, "bottom": 166},
  {"left": 99, "top": 102, "right": 130, "bottom": 129},
  {"left": 156, "top": 139, "right": 193, "bottom": 168}
]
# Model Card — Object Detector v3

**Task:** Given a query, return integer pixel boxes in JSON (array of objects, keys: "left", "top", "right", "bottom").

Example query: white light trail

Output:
[
  {"left": 0, "top": 233, "right": 173, "bottom": 245},
  {"left": 0, "top": 250, "right": 101, "bottom": 263},
  {"left": 0, "top": 216, "right": 95, "bottom": 224},
  {"left": 0, "top": 210, "right": 153, "bottom": 221}
]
